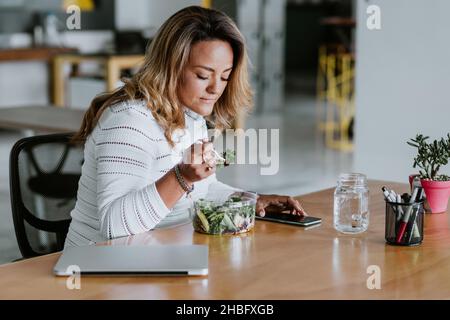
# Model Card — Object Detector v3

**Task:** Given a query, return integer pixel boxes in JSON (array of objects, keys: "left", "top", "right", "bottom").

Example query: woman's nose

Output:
[{"left": 206, "top": 78, "right": 221, "bottom": 94}]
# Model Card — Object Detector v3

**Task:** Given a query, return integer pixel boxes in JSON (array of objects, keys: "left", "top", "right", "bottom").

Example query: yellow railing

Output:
[
  {"left": 202, "top": 0, "right": 212, "bottom": 8},
  {"left": 316, "top": 44, "right": 355, "bottom": 151}
]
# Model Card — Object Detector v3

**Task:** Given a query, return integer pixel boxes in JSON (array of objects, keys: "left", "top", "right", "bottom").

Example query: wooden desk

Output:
[
  {"left": 0, "top": 106, "right": 84, "bottom": 133},
  {"left": 1, "top": 180, "right": 449, "bottom": 299},
  {"left": 320, "top": 17, "right": 356, "bottom": 28},
  {"left": 0, "top": 47, "right": 77, "bottom": 62},
  {"left": 52, "top": 54, "right": 145, "bottom": 107}
]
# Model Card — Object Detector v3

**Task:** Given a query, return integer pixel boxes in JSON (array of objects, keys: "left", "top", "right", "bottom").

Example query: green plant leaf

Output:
[{"left": 408, "top": 133, "right": 450, "bottom": 180}]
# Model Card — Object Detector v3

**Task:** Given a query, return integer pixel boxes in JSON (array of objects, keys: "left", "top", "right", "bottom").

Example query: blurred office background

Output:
[{"left": 0, "top": 0, "right": 448, "bottom": 263}]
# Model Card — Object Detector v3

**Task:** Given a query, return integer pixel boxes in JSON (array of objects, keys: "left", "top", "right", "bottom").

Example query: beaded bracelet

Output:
[{"left": 174, "top": 164, "right": 194, "bottom": 194}]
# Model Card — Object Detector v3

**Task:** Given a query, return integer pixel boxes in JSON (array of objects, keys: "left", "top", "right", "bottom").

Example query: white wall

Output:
[
  {"left": 0, "top": 62, "right": 48, "bottom": 107},
  {"left": 354, "top": 0, "right": 450, "bottom": 182},
  {"left": 61, "top": 30, "right": 114, "bottom": 54},
  {"left": 115, "top": 0, "right": 202, "bottom": 34}
]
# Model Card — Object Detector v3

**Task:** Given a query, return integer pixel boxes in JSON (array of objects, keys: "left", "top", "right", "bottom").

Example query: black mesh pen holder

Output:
[{"left": 385, "top": 200, "right": 424, "bottom": 246}]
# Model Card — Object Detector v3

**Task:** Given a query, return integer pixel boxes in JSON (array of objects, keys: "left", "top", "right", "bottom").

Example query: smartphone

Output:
[{"left": 255, "top": 212, "right": 322, "bottom": 227}]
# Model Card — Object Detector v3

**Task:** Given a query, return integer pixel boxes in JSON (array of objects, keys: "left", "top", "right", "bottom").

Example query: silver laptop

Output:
[{"left": 54, "top": 245, "right": 208, "bottom": 276}]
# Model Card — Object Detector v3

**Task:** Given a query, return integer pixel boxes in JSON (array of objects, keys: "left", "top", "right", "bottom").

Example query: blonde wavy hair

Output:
[{"left": 72, "top": 5, "right": 253, "bottom": 147}]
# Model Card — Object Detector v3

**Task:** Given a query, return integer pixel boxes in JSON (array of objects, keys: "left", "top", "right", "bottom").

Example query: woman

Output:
[{"left": 65, "top": 6, "right": 305, "bottom": 247}]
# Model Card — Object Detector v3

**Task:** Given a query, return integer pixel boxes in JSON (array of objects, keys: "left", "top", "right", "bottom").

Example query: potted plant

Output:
[{"left": 407, "top": 133, "right": 450, "bottom": 213}]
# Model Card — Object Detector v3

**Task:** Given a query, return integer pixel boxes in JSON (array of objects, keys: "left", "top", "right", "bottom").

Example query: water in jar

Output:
[{"left": 333, "top": 173, "right": 369, "bottom": 234}]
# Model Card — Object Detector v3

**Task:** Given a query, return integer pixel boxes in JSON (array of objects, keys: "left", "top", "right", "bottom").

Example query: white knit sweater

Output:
[{"left": 65, "top": 100, "right": 241, "bottom": 247}]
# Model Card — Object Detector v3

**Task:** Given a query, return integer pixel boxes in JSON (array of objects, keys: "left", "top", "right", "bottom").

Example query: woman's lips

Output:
[{"left": 200, "top": 98, "right": 216, "bottom": 103}]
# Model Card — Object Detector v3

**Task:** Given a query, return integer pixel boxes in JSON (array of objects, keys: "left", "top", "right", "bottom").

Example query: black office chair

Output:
[{"left": 9, "top": 133, "right": 83, "bottom": 259}]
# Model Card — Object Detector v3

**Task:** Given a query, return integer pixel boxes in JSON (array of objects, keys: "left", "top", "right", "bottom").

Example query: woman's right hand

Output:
[
  {"left": 156, "top": 139, "right": 217, "bottom": 209},
  {"left": 177, "top": 139, "right": 217, "bottom": 185}
]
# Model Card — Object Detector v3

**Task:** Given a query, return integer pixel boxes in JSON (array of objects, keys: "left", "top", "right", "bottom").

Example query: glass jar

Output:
[{"left": 333, "top": 173, "right": 370, "bottom": 234}]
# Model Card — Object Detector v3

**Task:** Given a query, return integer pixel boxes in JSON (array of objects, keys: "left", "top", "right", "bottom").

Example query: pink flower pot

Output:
[{"left": 420, "top": 179, "right": 450, "bottom": 213}]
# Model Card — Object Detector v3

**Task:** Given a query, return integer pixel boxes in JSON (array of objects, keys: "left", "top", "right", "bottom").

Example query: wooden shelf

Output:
[{"left": 0, "top": 47, "right": 77, "bottom": 62}]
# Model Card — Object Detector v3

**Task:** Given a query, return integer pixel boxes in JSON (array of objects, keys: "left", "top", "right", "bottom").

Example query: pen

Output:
[
  {"left": 409, "top": 188, "right": 425, "bottom": 242},
  {"left": 382, "top": 186, "right": 397, "bottom": 202},
  {"left": 415, "top": 187, "right": 424, "bottom": 202},
  {"left": 396, "top": 188, "right": 419, "bottom": 244},
  {"left": 389, "top": 189, "right": 402, "bottom": 217},
  {"left": 406, "top": 206, "right": 420, "bottom": 244},
  {"left": 389, "top": 188, "right": 398, "bottom": 200},
  {"left": 396, "top": 194, "right": 404, "bottom": 221},
  {"left": 382, "top": 187, "right": 399, "bottom": 217}
]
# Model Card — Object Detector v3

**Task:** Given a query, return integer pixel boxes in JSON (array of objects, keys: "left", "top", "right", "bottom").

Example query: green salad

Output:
[
  {"left": 216, "top": 150, "right": 235, "bottom": 168},
  {"left": 193, "top": 196, "right": 256, "bottom": 235}
]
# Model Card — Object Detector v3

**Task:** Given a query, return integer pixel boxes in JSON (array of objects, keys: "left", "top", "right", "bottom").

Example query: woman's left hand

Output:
[{"left": 256, "top": 194, "right": 307, "bottom": 217}]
